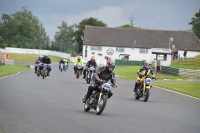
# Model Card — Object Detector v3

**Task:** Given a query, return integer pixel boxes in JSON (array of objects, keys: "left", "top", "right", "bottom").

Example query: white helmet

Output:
[{"left": 144, "top": 60, "right": 152, "bottom": 68}]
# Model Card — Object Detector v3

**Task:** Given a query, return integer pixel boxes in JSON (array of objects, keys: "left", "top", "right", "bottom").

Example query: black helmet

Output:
[{"left": 106, "top": 60, "right": 115, "bottom": 72}]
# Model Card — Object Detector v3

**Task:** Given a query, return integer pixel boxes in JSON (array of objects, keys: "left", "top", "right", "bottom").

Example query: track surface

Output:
[{"left": 0, "top": 64, "right": 200, "bottom": 133}]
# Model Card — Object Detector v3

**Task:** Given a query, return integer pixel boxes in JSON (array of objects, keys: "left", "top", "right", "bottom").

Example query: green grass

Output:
[
  {"left": 0, "top": 65, "right": 29, "bottom": 77},
  {"left": 153, "top": 82, "right": 200, "bottom": 99},
  {"left": 170, "top": 55, "right": 200, "bottom": 70},
  {"left": 115, "top": 66, "right": 191, "bottom": 80},
  {"left": 1, "top": 53, "right": 67, "bottom": 63}
]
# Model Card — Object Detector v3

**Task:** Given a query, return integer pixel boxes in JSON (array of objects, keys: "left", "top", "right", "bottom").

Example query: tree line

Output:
[{"left": 0, "top": 7, "right": 199, "bottom": 55}]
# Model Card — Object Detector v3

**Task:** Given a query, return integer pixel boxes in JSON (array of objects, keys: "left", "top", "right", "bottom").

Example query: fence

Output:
[{"left": 0, "top": 58, "right": 14, "bottom": 65}]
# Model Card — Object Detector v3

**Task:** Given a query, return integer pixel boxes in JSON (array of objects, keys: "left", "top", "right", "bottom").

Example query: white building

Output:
[{"left": 82, "top": 26, "right": 200, "bottom": 66}]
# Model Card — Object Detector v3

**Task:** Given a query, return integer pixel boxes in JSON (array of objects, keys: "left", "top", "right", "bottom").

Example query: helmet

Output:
[
  {"left": 77, "top": 56, "right": 81, "bottom": 60},
  {"left": 44, "top": 54, "right": 48, "bottom": 57},
  {"left": 106, "top": 60, "right": 115, "bottom": 72},
  {"left": 144, "top": 60, "right": 152, "bottom": 68},
  {"left": 91, "top": 56, "right": 95, "bottom": 62},
  {"left": 39, "top": 55, "right": 43, "bottom": 59}
]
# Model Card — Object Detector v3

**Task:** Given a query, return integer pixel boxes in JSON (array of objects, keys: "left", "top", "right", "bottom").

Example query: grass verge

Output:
[
  {"left": 0, "top": 65, "right": 29, "bottom": 78},
  {"left": 115, "top": 66, "right": 192, "bottom": 80},
  {"left": 1, "top": 53, "right": 68, "bottom": 63},
  {"left": 153, "top": 82, "right": 200, "bottom": 99}
]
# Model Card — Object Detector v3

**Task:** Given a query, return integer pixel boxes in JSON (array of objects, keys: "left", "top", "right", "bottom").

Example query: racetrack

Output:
[{"left": 0, "top": 64, "right": 200, "bottom": 133}]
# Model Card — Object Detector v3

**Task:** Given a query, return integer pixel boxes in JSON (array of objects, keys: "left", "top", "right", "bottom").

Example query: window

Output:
[
  {"left": 116, "top": 47, "right": 124, "bottom": 52},
  {"left": 139, "top": 49, "right": 148, "bottom": 54},
  {"left": 90, "top": 46, "right": 102, "bottom": 51}
]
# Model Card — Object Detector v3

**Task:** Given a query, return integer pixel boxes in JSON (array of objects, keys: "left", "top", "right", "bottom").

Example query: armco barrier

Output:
[
  {"left": 161, "top": 66, "right": 200, "bottom": 78},
  {"left": 115, "top": 59, "right": 144, "bottom": 66},
  {"left": 161, "top": 66, "right": 179, "bottom": 76}
]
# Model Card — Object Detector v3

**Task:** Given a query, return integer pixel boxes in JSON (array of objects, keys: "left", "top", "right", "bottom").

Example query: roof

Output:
[{"left": 83, "top": 26, "right": 200, "bottom": 51}]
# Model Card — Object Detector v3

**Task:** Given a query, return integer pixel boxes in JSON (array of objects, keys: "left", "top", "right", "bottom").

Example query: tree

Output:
[
  {"left": 189, "top": 9, "right": 200, "bottom": 39},
  {"left": 54, "top": 21, "right": 75, "bottom": 53},
  {"left": 119, "top": 24, "right": 134, "bottom": 28},
  {"left": 0, "top": 7, "right": 50, "bottom": 49},
  {"left": 74, "top": 17, "right": 107, "bottom": 54},
  {"left": 0, "top": 36, "right": 6, "bottom": 48}
]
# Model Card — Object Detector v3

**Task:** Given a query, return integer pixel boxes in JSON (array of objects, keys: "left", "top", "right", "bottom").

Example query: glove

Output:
[
  {"left": 95, "top": 76, "right": 99, "bottom": 80},
  {"left": 113, "top": 83, "right": 118, "bottom": 88}
]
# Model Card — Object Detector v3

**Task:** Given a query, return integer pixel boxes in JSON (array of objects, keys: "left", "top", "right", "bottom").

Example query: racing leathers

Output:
[
  {"left": 83, "top": 60, "right": 97, "bottom": 78},
  {"left": 82, "top": 66, "right": 116, "bottom": 103},
  {"left": 34, "top": 58, "right": 42, "bottom": 73},
  {"left": 40, "top": 57, "right": 52, "bottom": 76},
  {"left": 73, "top": 59, "right": 84, "bottom": 74},
  {"left": 133, "top": 66, "right": 155, "bottom": 92}
]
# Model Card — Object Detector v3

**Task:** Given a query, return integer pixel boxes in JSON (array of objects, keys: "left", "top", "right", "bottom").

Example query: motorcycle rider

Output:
[
  {"left": 74, "top": 56, "right": 84, "bottom": 74},
  {"left": 82, "top": 60, "right": 118, "bottom": 103},
  {"left": 59, "top": 58, "right": 65, "bottom": 70},
  {"left": 133, "top": 60, "right": 156, "bottom": 92},
  {"left": 40, "top": 54, "right": 52, "bottom": 76},
  {"left": 34, "top": 55, "right": 43, "bottom": 73},
  {"left": 83, "top": 56, "right": 97, "bottom": 79}
]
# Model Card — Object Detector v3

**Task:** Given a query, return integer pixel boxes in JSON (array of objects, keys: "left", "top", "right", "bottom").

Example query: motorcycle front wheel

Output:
[
  {"left": 135, "top": 88, "right": 140, "bottom": 100},
  {"left": 84, "top": 103, "right": 90, "bottom": 112},
  {"left": 143, "top": 89, "right": 149, "bottom": 102},
  {"left": 96, "top": 94, "right": 108, "bottom": 115}
]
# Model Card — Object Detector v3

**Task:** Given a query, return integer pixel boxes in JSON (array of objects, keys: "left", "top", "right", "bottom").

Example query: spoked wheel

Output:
[
  {"left": 143, "top": 89, "right": 149, "bottom": 102},
  {"left": 84, "top": 103, "right": 90, "bottom": 112},
  {"left": 96, "top": 95, "right": 108, "bottom": 115}
]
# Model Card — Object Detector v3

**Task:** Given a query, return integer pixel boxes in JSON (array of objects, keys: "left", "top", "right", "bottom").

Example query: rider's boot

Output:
[{"left": 82, "top": 94, "right": 90, "bottom": 103}]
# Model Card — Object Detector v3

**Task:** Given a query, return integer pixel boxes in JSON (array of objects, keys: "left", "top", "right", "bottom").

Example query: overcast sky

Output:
[{"left": 0, "top": 0, "right": 199, "bottom": 40}]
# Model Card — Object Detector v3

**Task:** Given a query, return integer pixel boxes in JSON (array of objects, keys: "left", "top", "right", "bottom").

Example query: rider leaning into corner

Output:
[
  {"left": 83, "top": 56, "right": 97, "bottom": 79},
  {"left": 73, "top": 56, "right": 84, "bottom": 74},
  {"left": 34, "top": 55, "right": 43, "bottom": 73},
  {"left": 40, "top": 54, "right": 52, "bottom": 76},
  {"left": 59, "top": 58, "right": 65, "bottom": 69},
  {"left": 133, "top": 60, "right": 156, "bottom": 92},
  {"left": 82, "top": 60, "right": 118, "bottom": 103}
]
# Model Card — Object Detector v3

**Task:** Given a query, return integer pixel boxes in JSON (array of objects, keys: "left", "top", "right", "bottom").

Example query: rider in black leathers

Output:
[
  {"left": 59, "top": 58, "right": 65, "bottom": 70},
  {"left": 39, "top": 54, "right": 52, "bottom": 76},
  {"left": 83, "top": 56, "right": 97, "bottom": 79},
  {"left": 82, "top": 60, "right": 118, "bottom": 103}
]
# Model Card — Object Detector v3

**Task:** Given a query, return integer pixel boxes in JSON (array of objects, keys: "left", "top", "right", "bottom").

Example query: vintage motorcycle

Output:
[
  {"left": 134, "top": 70, "right": 156, "bottom": 102},
  {"left": 41, "top": 63, "right": 48, "bottom": 79},
  {"left": 36, "top": 64, "right": 41, "bottom": 77},
  {"left": 83, "top": 79, "right": 115, "bottom": 115},
  {"left": 85, "top": 66, "right": 95, "bottom": 84},
  {"left": 60, "top": 63, "right": 64, "bottom": 72},
  {"left": 75, "top": 64, "right": 83, "bottom": 78}
]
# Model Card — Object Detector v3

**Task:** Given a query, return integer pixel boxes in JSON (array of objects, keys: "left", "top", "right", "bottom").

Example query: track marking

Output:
[
  {"left": 154, "top": 85, "right": 200, "bottom": 100},
  {"left": 0, "top": 70, "right": 24, "bottom": 80}
]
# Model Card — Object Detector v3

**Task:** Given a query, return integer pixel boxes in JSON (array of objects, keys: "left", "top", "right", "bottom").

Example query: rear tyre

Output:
[{"left": 96, "top": 95, "right": 108, "bottom": 115}]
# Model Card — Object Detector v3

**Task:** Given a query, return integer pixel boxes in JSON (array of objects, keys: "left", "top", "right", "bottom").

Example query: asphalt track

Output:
[{"left": 0, "top": 64, "right": 200, "bottom": 133}]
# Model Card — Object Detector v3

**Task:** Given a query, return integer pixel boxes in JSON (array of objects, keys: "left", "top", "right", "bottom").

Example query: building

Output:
[{"left": 83, "top": 26, "right": 200, "bottom": 65}]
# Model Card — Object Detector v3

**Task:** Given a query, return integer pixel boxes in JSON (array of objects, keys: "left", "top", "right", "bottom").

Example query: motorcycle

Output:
[
  {"left": 84, "top": 79, "right": 115, "bottom": 115},
  {"left": 60, "top": 63, "right": 64, "bottom": 72},
  {"left": 76, "top": 64, "right": 83, "bottom": 78},
  {"left": 85, "top": 66, "right": 95, "bottom": 84},
  {"left": 41, "top": 63, "right": 48, "bottom": 79},
  {"left": 36, "top": 64, "right": 41, "bottom": 77},
  {"left": 64, "top": 62, "right": 68, "bottom": 71},
  {"left": 134, "top": 70, "right": 156, "bottom": 102}
]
